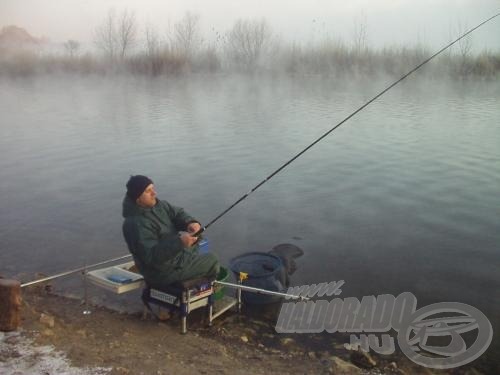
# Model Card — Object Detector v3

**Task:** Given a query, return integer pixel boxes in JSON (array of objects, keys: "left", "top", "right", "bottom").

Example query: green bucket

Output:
[{"left": 214, "top": 267, "right": 228, "bottom": 300}]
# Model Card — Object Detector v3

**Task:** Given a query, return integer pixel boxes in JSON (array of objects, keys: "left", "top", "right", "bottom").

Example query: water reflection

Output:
[{"left": 0, "top": 75, "right": 498, "bottom": 339}]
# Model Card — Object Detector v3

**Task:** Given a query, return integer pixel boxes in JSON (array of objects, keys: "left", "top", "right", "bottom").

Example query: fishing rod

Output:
[
  {"left": 214, "top": 280, "right": 309, "bottom": 301},
  {"left": 20, "top": 254, "right": 132, "bottom": 288},
  {"left": 21, "top": 12, "right": 499, "bottom": 288},
  {"left": 194, "top": 12, "right": 500, "bottom": 237}
]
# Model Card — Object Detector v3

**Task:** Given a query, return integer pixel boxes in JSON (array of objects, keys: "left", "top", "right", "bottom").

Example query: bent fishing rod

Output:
[
  {"left": 21, "top": 12, "right": 499, "bottom": 288},
  {"left": 194, "top": 12, "right": 500, "bottom": 236}
]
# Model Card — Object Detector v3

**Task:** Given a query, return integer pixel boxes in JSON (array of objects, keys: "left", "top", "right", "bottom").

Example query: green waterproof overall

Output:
[{"left": 122, "top": 196, "right": 219, "bottom": 289}]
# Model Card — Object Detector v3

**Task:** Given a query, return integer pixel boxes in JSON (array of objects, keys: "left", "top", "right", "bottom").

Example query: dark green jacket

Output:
[{"left": 122, "top": 196, "right": 199, "bottom": 287}]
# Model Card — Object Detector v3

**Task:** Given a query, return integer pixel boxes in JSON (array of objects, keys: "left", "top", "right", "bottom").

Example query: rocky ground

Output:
[{"left": 0, "top": 287, "right": 492, "bottom": 375}]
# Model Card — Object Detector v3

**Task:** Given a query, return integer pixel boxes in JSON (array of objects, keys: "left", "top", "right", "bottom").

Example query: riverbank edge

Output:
[{"left": 0, "top": 288, "right": 489, "bottom": 375}]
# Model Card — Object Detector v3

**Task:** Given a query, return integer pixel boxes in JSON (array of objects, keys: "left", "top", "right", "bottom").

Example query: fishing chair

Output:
[{"left": 141, "top": 277, "right": 216, "bottom": 334}]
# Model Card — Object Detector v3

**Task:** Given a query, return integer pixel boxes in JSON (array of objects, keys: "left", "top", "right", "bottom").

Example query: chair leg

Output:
[
  {"left": 237, "top": 280, "right": 242, "bottom": 313},
  {"left": 181, "top": 315, "right": 187, "bottom": 334},
  {"left": 181, "top": 290, "right": 189, "bottom": 334},
  {"left": 208, "top": 294, "right": 214, "bottom": 326}
]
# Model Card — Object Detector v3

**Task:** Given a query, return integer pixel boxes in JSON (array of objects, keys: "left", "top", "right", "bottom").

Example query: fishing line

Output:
[{"left": 195, "top": 11, "right": 500, "bottom": 236}]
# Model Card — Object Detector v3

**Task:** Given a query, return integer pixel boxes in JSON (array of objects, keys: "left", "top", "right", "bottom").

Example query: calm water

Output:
[{"left": 1, "top": 74, "right": 499, "bottom": 364}]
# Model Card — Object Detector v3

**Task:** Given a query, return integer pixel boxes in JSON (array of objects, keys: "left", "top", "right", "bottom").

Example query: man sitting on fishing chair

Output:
[{"left": 122, "top": 175, "right": 219, "bottom": 290}]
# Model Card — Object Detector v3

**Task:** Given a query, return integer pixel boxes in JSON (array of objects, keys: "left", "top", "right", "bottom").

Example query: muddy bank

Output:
[{"left": 0, "top": 287, "right": 491, "bottom": 375}]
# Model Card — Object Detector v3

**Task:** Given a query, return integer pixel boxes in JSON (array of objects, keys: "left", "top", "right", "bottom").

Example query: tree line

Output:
[{"left": 1, "top": 10, "right": 499, "bottom": 79}]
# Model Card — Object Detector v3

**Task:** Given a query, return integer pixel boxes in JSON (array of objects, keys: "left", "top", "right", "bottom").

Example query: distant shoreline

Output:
[
  {"left": 1, "top": 19, "right": 498, "bottom": 79},
  {"left": 1, "top": 46, "right": 498, "bottom": 80}
]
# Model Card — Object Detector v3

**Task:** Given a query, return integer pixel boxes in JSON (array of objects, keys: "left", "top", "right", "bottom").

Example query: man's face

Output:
[{"left": 136, "top": 184, "right": 157, "bottom": 208}]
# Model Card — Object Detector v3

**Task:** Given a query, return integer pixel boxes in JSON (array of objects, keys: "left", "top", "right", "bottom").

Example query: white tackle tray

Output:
[{"left": 86, "top": 261, "right": 144, "bottom": 294}]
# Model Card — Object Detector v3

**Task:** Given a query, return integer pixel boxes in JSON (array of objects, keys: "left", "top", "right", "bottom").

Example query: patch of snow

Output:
[{"left": 0, "top": 333, "right": 110, "bottom": 375}]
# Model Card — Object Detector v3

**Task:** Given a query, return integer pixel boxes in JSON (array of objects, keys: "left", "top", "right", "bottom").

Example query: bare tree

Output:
[
  {"left": 144, "top": 24, "right": 160, "bottom": 57},
  {"left": 174, "top": 12, "right": 201, "bottom": 58},
  {"left": 94, "top": 9, "right": 136, "bottom": 61},
  {"left": 118, "top": 9, "right": 137, "bottom": 59},
  {"left": 448, "top": 21, "right": 473, "bottom": 77},
  {"left": 352, "top": 13, "right": 368, "bottom": 54},
  {"left": 457, "top": 22, "right": 472, "bottom": 61},
  {"left": 64, "top": 39, "right": 80, "bottom": 58},
  {"left": 94, "top": 9, "right": 118, "bottom": 61},
  {"left": 143, "top": 24, "right": 164, "bottom": 75},
  {"left": 225, "top": 18, "right": 272, "bottom": 70}
]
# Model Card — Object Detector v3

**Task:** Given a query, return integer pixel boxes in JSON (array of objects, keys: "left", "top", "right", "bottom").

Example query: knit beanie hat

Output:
[{"left": 126, "top": 175, "right": 153, "bottom": 201}]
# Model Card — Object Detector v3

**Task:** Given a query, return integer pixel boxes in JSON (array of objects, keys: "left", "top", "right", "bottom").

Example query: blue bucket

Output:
[{"left": 229, "top": 252, "right": 285, "bottom": 304}]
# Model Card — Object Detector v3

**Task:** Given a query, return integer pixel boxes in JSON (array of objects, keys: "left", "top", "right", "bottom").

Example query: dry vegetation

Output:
[{"left": 0, "top": 11, "right": 499, "bottom": 79}]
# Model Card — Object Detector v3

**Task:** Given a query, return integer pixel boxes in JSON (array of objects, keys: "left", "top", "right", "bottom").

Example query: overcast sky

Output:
[{"left": 1, "top": 0, "right": 499, "bottom": 51}]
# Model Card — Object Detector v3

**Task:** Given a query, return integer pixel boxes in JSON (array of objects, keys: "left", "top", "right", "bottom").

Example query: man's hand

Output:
[
  {"left": 187, "top": 222, "right": 201, "bottom": 235},
  {"left": 179, "top": 232, "right": 198, "bottom": 248}
]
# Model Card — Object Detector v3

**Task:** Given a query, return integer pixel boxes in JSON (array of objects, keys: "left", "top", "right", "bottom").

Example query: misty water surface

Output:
[{"left": 0, "top": 74, "right": 499, "bottom": 349}]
